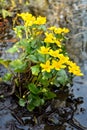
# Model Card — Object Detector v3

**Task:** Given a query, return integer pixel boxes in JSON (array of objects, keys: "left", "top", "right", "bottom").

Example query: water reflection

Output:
[{"left": 70, "top": 0, "right": 87, "bottom": 127}]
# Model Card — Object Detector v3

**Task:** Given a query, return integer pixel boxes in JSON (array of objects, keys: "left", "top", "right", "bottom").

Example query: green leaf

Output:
[
  {"left": 28, "top": 94, "right": 44, "bottom": 108},
  {"left": 40, "top": 79, "right": 49, "bottom": 87},
  {"left": 27, "top": 83, "right": 40, "bottom": 94},
  {"left": 2, "top": 9, "right": 12, "bottom": 18},
  {"left": 27, "top": 94, "right": 39, "bottom": 111},
  {"left": 40, "top": 99, "right": 45, "bottom": 105},
  {"left": 27, "top": 103, "right": 35, "bottom": 111},
  {"left": 19, "top": 98, "right": 26, "bottom": 107},
  {"left": 18, "top": 39, "right": 32, "bottom": 54},
  {"left": 0, "top": 59, "right": 11, "bottom": 68},
  {"left": 31, "top": 65, "right": 40, "bottom": 75},
  {"left": 6, "top": 45, "right": 19, "bottom": 53},
  {"left": 37, "top": 54, "right": 45, "bottom": 62},
  {"left": 14, "top": 26, "right": 25, "bottom": 38},
  {"left": 55, "top": 34, "right": 63, "bottom": 39},
  {"left": 10, "top": 59, "right": 26, "bottom": 72},
  {"left": 57, "top": 69, "right": 68, "bottom": 86},
  {"left": 18, "top": 39, "right": 27, "bottom": 46},
  {"left": 42, "top": 72, "right": 52, "bottom": 80},
  {"left": 31, "top": 39, "right": 37, "bottom": 48},
  {"left": 3, "top": 73, "right": 12, "bottom": 82},
  {"left": 33, "top": 96, "right": 41, "bottom": 107},
  {"left": 0, "top": 78, "right": 2, "bottom": 82},
  {"left": 37, "top": 25, "right": 46, "bottom": 31},
  {"left": 44, "top": 91, "right": 56, "bottom": 99},
  {"left": 29, "top": 55, "right": 38, "bottom": 63}
]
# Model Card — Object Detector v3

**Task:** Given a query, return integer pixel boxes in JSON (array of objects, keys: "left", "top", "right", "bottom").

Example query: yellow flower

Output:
[
  {"left": 34, "top": 16, "right": 46, "bottom": 25},
  {"left": 25, "top": 17, "right": 35, "bottom": 26},
  {"left": 49, "top": 49, "right": 60, "bottom": 57},
  {"left": 48, "top": 26, "right": 69, "bottom": 34},
  {"left": 35, "top": 31, "right": 43, "bottom": 35},
  {"left": 40, "top": 60, "right": 52, "bottom": 72},
  {"left": 13, "top": 27, "right": 22, "bottom": 38},
  {"left": 44, "top": 32, "right": 62, "bottom": 47},
  {"left": 18, "top": 13, "right": 32, "bottom": 21},
  {"left": 38, "top": 46, "right": 50, "bottom": 54},
  {"left": 68, "top": 61, "right": 83, "bottom": 76},
  {"left": 54, "top": 40, "right": 61, "bottom": 47},
  {"left": 32, "top": 28, "right": 43, "bottom": 36},
  {"left": 62, "top": 28, "right": 69, "bottom": 33},
  {"left": 44, "top": 32, "right": 55, "bottom": 43},
  {"left": 48, "top": 26, "right": 57, "bottom": 31},
  {"left": 52, "top": 60, "right": 66, "bottom": 70},
  {"left": 54, "top": 28, "right": 63, "bottom": 34},
  {"left": 68, "top": 66, "right": 83, "bottom": 76},
  {"left": 18, "top": 13, "right": 36, "bottom": 26},
  {"left": 58, "top": 54, "right": 69, "bottom": 64}
]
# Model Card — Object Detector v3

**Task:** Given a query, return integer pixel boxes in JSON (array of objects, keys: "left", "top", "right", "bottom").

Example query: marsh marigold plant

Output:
[{"left": 0, "top": 12, "right": 83, "bottom": 111}]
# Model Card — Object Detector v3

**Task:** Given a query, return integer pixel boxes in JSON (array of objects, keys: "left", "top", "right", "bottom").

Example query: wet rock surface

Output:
[{"left": 0, "top": 84, "right": 87, "bottom": 130}]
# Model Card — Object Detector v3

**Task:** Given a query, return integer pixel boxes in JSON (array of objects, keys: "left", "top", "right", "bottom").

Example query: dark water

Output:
[
  {"left": 66, "top": 0, "right": 87, "bottom": 128},
  {"left": 0, "top": 0, "right": 87, "bottom": 130}
]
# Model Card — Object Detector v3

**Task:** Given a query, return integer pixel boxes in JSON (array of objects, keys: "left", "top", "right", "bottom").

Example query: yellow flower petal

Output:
[
  {"left": 34, "top": 16, "right": 46, "bottom": 25},
  {"left": 38, "top": 46, "right": 50, "bottom": 54},
  {"left": 40, "top": 60, "right": 52, "bottom": 72}
]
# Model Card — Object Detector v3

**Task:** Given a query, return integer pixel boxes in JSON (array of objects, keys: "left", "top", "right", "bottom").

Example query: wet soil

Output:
[
  {"left": 0, "top": 86, "right": 86, "bottom": 130},
  {"left": 0, "top": 81, "right": 87, "bottom": 130}
]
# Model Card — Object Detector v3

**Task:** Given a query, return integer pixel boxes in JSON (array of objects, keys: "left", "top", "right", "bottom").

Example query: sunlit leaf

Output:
[
  {"left": 6, "top": 45, "right": 19, "bottom": 53},
  {"left": 9, "top": 59, "right": 27, "bottom": 72},
  {"left": 2, "top": 9, "right": 12, "bottom": 18},
  {"left": 19, "top": 98, "right": 26, "bottom": 107},
  {"left": 0, "top": 78, "right": 2, "bottom": 82},
  {"left": 3, "top": 73, "right": 12, "bottom": 82},
  {"left": 31, "top": 65, "right": 40, "bottom": 75},
  {"left": 29, "top": 55, "right": 38, "bottom": 63},
  {"left": 0, "top": 59, "right": 11, "bottom": 68},
  {"left": 40, "top": 99, "right": 45, "bottom": 105}
]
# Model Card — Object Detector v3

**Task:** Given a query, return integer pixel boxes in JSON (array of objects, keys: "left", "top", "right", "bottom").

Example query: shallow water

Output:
[{"left": 66, "top": 0, "right": 87, "bottom": 128}]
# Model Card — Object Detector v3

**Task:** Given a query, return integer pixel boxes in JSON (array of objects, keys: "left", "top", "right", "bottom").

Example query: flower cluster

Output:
[
  {"left": 18, "top": 12, "right": 46, "bottom": 26},
  {"left": 14, "top": 12, "right": 83, "bottom": 77},
  {"left": 38, "top": 27, "right": 83, "bottom": 76},
  {"left": 4, "top": 12, "right": 83, "bottom": 111},
  {"left": 39, "top": 48, "right": 83, "bottom": 76}
]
